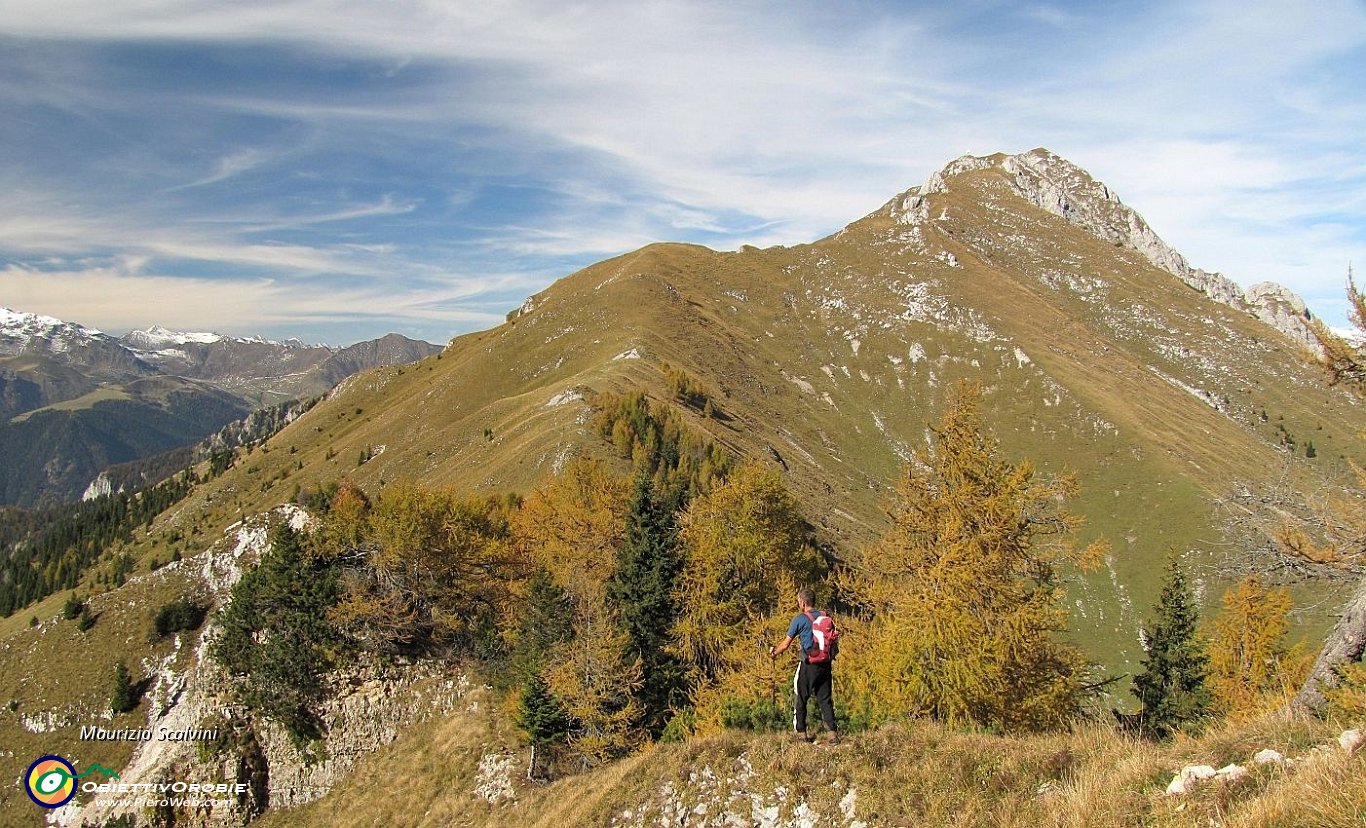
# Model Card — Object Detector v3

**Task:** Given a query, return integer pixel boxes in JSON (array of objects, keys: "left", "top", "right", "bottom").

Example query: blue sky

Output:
[{"left": 1, "top": 0, "right": 1363, "bottom": 345}]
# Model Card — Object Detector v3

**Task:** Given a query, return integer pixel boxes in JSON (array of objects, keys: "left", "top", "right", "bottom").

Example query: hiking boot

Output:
[
  {"left": 792, "top": 731, "right": 814, "bottom": 744},
  {"left": 819, "top": 731, "right": 840, "bottom": 746}
]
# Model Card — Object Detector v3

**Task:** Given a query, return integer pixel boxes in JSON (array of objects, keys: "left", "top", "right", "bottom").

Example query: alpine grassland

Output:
[{"left": 252, "top": 691, "right": 1364, "bottom": 828}]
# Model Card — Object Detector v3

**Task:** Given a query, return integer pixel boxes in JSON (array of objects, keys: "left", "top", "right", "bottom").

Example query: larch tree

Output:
[
  {"left": 1292, "top": 272, "right": 1366, "bottom": 711},
  {"left": 839, "top": 380, "right": 1103, "bottom": 733},
  {"left": 1310, "top": 270, "right": 1366, "bottom": 390},
  {"left": 323, "top": 482, "right": 514, "bottom": 655},
  {"left": 1206, "top": 575, "right": 1299, "bottom": 720},
  {"left": 510, "top": 457, "right": 643, "bottom": 764},
  {"left": 670, "top": 462, "right": 825, "bottom": 733}
]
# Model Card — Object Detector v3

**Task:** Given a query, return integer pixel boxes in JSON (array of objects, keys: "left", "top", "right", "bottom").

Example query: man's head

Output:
[{"left": 796, "top": 588, "right": 816, "bottom": 611}]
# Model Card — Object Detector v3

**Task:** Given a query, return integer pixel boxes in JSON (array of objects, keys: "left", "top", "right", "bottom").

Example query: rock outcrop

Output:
[
  {"left": 54, "top": 509, "right": 472, "bottom": 828},
  {"left": 1292, "top": 571, "right": 1366, "bottom": 712},
  {"left": 886, "top": 150, "right": 1320, "bottom": 351}
]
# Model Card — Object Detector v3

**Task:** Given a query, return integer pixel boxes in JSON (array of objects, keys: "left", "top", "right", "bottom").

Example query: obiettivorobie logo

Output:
[
  {"left": 24, "top": 753, "right": 248, "bottom": 812},
  {"left": 24, "top": 755, "right": 120, "bottom": 809}
]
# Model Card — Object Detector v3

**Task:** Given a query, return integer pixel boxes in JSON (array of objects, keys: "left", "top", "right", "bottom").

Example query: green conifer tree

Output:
[
  {"left": 515, "top": 674, "right": 573, "bottom": 778},
  {"left": 1132, "top": 555, "right": 1211, "bottom": 738},
  {"left": 606, "top": 474, "right": 686, "bottom": 737},
  {"left": 508, "top": 566, "right": 574, "bottom": 683},
  {"left": 62, "top": 592, "right": 83, "bottom": 620},
  {"left": 212, "top": 522, "right": 343, "bottom": 757},
  {"left": 110, "top": 660, "right": 136, "bottom": 714}
]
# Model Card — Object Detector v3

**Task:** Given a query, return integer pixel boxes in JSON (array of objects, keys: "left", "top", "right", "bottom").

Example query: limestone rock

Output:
[
  {"left": 1252, "top": 748, "right": 1287, "bottom": 766},
  {"left": 1166, "top": 764, "right": 1218, "bottom": 796}
]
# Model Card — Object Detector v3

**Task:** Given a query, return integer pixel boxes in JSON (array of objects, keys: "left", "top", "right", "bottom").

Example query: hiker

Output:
[{"left": 768, "top": 588, "right": 839, "bottom": 744}]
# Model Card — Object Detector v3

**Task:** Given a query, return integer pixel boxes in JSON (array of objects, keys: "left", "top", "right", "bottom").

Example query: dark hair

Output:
[{"left": 797, "top": 588, "right": 816, "bottom": 608}]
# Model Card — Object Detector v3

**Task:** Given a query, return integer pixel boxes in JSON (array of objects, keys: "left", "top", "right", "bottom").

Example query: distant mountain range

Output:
[{"left": 0, "top": 309, "right": 441, "bottom": 506}]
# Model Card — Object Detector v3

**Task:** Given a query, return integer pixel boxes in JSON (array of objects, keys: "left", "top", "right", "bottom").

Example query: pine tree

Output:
[
  {"left": 606, "top": 474, "right": 686, "bottom": 736},
  {"left": 1133, "top": 555, "right": 1211, "bottom": 738},
  {"left": 839, "top": 380, "right": 1103, "bottom": 733},
  {"left": 212, "top": 522, "right": 344, "bottom": 756},
  {"left": 110, "top": 660, "right": 136, "bottom": 714},
  {"left": 508, "top": 565, "right": 575, "bottom": 682},
  {"left": 62, "top": 592, "right": 83, "bottom": 620}
]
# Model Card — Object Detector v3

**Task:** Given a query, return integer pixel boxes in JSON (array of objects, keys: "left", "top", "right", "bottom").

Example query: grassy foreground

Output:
[{"left": 256, "top": 683, "right": 1363, "bottom": 828}]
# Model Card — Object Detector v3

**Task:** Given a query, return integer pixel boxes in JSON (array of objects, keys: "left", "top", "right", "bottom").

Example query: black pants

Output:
[{"left": 793, "top": 659, "right": 836, "bottom": 733}]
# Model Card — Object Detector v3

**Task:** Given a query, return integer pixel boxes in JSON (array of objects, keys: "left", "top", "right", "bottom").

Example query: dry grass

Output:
[{"left": 251, "top": 701, "right": 1362, "bottom": 828}]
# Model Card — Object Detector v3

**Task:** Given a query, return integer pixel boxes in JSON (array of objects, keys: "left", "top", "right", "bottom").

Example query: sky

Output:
[{"left": 1, "top": 0, "right": 1363, "bottom": 346}]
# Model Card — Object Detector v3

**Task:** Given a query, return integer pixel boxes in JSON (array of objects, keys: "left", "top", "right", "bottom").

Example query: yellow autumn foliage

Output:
[
  {"left": 839, "top": 380, "right": 1104, "bottom": 733},
  {"left": 670, "top": 463, "right": 826, "bottom": 732},
  {"left": 510, "top": 457, "right": 644, "bottom": 763},
  {"left": 1206, "top": 575, "right": 1308, "bottom": 721},
  {"left": 320, "top": 481, "right": 514, "bottom": 652}
]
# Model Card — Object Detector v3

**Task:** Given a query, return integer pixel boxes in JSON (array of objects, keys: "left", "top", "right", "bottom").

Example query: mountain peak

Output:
[
  {"left": 1, "top": 306, "right": 102, "bottom": 336},
  {"left": 125, "top": 325, "right": 226, "bottom": 348},
  {"left": 881, "top": 149, "right": 1316, "bottom": 349},
  {"left": 0, "top": 306, "right": 110, "bottom": 356}
]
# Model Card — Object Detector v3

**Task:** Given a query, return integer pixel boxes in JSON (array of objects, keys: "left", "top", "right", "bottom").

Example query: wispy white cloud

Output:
[
  {"left": 0, "top": 262, "right": 509, "bottom": 336},
  {"left": 0, "top": 0, "right": 1363, "bottom": 341},
  {"left": 166, "top": 149, "right": 271, "bottom": 191}
]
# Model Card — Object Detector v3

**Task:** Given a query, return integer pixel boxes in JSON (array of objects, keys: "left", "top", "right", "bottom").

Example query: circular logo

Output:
[{"left": 25, "top": 755, "right": 77, "bottom": 808}]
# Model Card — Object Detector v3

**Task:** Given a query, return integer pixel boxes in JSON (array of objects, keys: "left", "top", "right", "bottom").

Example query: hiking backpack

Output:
[{"left": 803, "top": 610, "right": 839, "bottom": 664}]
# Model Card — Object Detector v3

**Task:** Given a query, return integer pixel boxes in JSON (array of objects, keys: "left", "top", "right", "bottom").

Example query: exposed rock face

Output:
[
  {"left": 1244, "top": 282, "right": 1318, "bottom": 351},
  {"left": 55, "top": 509, "right": 472, "bottom": 828},
  {"left": 256, "top": 666, "right": 473, "bottom": 812},
  {"left": 81, "top": 472, "right": 115, "bottom": 502},
  {"left": 887, "top": 149, "right": 1319, "bottom": 351}
]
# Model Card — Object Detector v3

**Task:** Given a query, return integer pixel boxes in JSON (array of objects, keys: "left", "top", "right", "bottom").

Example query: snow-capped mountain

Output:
[
  {"left": 0, "top": 307, "right": 106, "bottom": 351},
  {"left": 122, "top": 324, "right": 226, "bottom": 349},
  {"left": 0, "top": 310, "right": 441, "bottom": 505},
  {"left": 0, "top": 308, "right": 154, "bottom": 375}
]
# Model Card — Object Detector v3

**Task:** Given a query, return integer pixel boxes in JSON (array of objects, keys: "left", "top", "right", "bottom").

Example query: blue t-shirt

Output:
[{"left": 786, "top": 610, "right": 825, "bottom": 657}]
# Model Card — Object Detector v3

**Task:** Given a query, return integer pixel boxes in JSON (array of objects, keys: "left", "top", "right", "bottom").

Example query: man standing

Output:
[{"left": 768, "top": 588, "right": 839, "bottom": 744}]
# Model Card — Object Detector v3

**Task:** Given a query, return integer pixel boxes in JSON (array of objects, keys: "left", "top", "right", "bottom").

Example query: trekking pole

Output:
[{"left": 767, "top": 645, "right": 779, "bottom": 720}]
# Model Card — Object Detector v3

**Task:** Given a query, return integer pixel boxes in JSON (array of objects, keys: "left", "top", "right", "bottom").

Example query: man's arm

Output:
[{"left": 769, "top": 635, "right": 795, "bottom": 658}]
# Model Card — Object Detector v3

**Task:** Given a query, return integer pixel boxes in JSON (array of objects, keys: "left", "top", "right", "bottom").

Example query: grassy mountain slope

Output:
[
  {"left": 130, "top": 152, "right": 1363, "bottom": 678},
  {"left": 0, "top": 556, "right": 198, "bottom": 816}
]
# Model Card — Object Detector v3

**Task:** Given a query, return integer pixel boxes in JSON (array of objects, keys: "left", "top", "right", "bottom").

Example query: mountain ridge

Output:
[{"left": 137, "top": 147, "right": 1364, "bottom": 667}]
